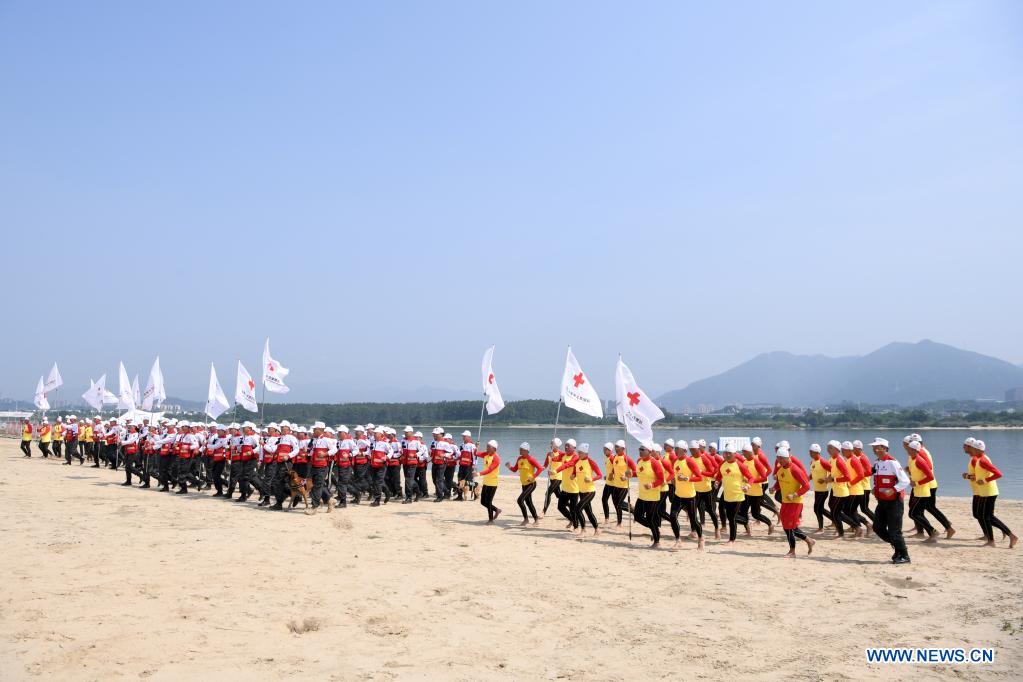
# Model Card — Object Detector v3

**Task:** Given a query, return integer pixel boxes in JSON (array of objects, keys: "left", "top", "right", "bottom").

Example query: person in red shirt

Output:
[
  {"left": 772, "top": 448, "right": 815, "bottom": 557},
  {"left": 506, "top": 442, "right": 544, "bottom": 525}
]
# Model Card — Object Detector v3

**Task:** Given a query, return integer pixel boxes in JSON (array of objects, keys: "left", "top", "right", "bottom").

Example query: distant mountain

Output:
[{"left": 657, "top": 340, "right": 1023, "bottom": 410}]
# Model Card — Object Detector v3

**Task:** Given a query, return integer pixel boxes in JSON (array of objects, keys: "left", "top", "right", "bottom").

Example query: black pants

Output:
[
  {"left": 634, "top": 499, "right": 661, "bottom": 543},
  {"left": 697, "top": 489, "right": 719, "bottom": 530},
  {"left": 928, "top": 489, "right": 951, "bottom": 531},
  {"left": 158, "top": 456, "right": 173, "bottom": 488},
  {"left": 739, "top": 495, "right": 772, "bottom": 530},
  {"left": 384, "top": 466, "right": 400, "bottom": 497},
  {"left": 53, "top": 440, "right": 62, "bottom": 457},
  {"left": 722, "top": 500, "right": 741, "bottom": 542},
  {"left": 859, "top": 491, "right": 875, "bottom": 522},
  {"left": 874, "top": 497, "right": 909, "bottom": 560},
  {"left": 415, "top": 466, "right": 428, "bottom": 497},
  {"left": 558, "top": 491, "right": 579, "bottom": 527},
  {"left": 20, "top": 440, "right": 32, "bottom": 456},
  {"left": 444, "top": 466, "right": 455, "bottom": 496},
  {"left": 601, "top": 484, "right": 615, "bottom": 520},
  {"left": 38, "top": 441, "right": 52, "bottom": 458},
  {"left": 335, "top": 466, "right": 352, "bottom": 504},
  {"left": 353, "top": 462, "right": 369, "bottom": 495},
  {"left": 261, "top": 461, "right": 278, "bottom": 499},
  {"left": 310, "top": 466, "right": 329, "bottom": 507},
  {"left": 517, "top": 482, "right": 538, "bottom": 521},
  {"left": 403, "top": 464, "right": 418, "bottom": 500},
  {"left": 576, "top": 491, "right": 598, "bottom": 529},
  {"left": 543, "top": 479, "right": 562, "bottom": 513},
  {"left": 431, "top": 464, "right": 447, "bottom": 500},
  {"left": 211, "top": 459, "right": 227, "bottom": 494},
  {"left": 105, "top": 443, "right": 119, "bottom": 469},
  {"left": 665, "top": 493, "right": 683, "bottom": 540},
  {"left": 785, "top": 527, "right": 808, "bottom": 550},
  {"left": 370, "top": 466, "right": 387, "bottom": 502},
  {"left": 608, "top": 486, "right": 629, "bottom": 524},
  {"left": 813, "top": 491, "right": 833, "bottom": 529},
  {"left": 65, "top": 439, "right": 79, "bottom": 463},
  {"left": 978, "top": 495, "right": 1012, "bottom": 541},
  {"left": 678, "top": 496, "right": 702, "bottom": 538},
  {"left": 480, "top": 484, "right": 499, "bottom": 521},
  {"left": 844, "top": 494, "right": 865, "bottom": 527},
  {"left": 829, "top": 495, "right": 858, "bottom": 536},
  {"left": 908, "top": 494, "right": 936, "bottom": 534},
  {"left": 123, "top": 452, "right": 138, "bottom": 484},
  {"left": 176, "top": 457, "right": 199, "bottom": 490}
]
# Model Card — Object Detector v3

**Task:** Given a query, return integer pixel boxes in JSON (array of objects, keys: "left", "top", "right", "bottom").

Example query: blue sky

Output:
[{"left": 2, "top": 1, "right": 1021, "bottom": 403}]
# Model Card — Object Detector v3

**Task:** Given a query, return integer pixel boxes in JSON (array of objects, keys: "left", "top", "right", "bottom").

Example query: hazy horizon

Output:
[{"left": 3, "top": 2, "right": 1021, "bottom": 404}]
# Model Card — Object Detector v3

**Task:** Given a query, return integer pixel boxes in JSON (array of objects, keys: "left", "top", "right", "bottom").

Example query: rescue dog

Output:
[
  {"left": 456, "top": 478, "right": 479, "bottom": 501},
  {"left": 287, "top": 470, "right": 314, "bottom": 510}
]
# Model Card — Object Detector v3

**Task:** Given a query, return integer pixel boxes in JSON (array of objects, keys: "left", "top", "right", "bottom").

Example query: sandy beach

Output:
[{"left": 1, "top": 439, "right": 1020, "bottom": 681}]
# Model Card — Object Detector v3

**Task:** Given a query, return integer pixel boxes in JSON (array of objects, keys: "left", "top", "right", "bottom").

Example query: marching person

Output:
[
  {"left": 573, "top": 443, "right": 602, "bottom": 537},
  {"left": 852, "top": 440, "right": 875, "bottom": 524},
  {"left": 353, "top": 426, "right": 371, "bottom": 501},
  {"left": 442, "top": 432, "right": 458, "bottom": 497},
  {"left": 307, "top": 422, "right": 336, "bottom": 514},
  {"left": 20, "top": 418, "right": 33, "bottom": 457},
  {"left": 237, "top": 422, "right": 261, "bottom": 502},
  {"left": 334, "top": 426, "right": 355, "bottom": 508},
  {"left": 633, "top": 443, "right": 665, "bottom": 548},
  {"left": 773, "top": 447, "right": 814, "bottom": 557},
  {"left": 401, "top": 427, "right": 420, "bottom": 504},
  {"left": 208, "top": 424, "right": 229, "bottom": 496},
  {"left": 103, "top": 418, "right": 120, "bottom": 470},
  {"left": 37, "top": 418, "right": 52, "bottom": 458},
  {"left": 174, "top": 421, "right": 200, "bottom": 493},
  {"left": 64, "top": 415, "right": 81, "bottom": 465},
  {"left": 541, "top": 438, "right": 564, "bottom": 517},
  {"left": 603, "top": 440, "right": 636, "bottom": 527},
  {"left": 385, "top": 428, "right": 403, "bottom": 499},
  {"left": 52, "top": 417, "right": 63, "bottom": 460},
  {"left": 966, "top": 439, "right": 1017, "bottom": 548},
  {"left": 121, "top": 422, "right": 141, "bottom": 485},
  {"left": 869, "top": 438, "right": 911, "bottom": 564},
  {"left": 807, "top": 444, "right": 833, "bottom": 532},
  {"left": 671, "top": 441, "right": 704, "bottom": 549},
  {"left": 478, "top": 440, "right": 501, "bottom": 524},
  {"left": 430, "top": 428, "right": 448, "bottom": 502},
  {"left": 259, "top": 423, "right": 281, "bottom": 507},
  {"left": 841, "top": 441, "right": 867, "bottom": 534},
  {"left": 369, "top": 427, "right": 390, "bottom": 506},
  {"left": 507, "top": 442, "right": 543, "bottom": 525},
  {"left": 455, "top": 430, "right": 477, "bottom": 501},
  {"left": 415, "top": 431, "right": 430, "bottom": 500}
]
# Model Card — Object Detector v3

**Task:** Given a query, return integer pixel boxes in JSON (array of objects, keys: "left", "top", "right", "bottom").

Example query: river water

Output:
[{"left": 464, "top": 427, "right": 1022, "bottom": 498}]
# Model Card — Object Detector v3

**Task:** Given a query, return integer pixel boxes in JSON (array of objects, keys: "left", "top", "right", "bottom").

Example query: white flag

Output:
[
  {"left": 103, "top": 389, "right": 119, "bottom": 405},
  {"left": 44, "top": 363, "right": 63, "bottom": 392},
  {"left": 118, "top": 362, "right": 135, "bottom": 410},
  {"left": 142, "top": 356, "right": 165, "bottom": 410},
  {"left": 205, "top": 363, "right": 231, "bottom": 420},
  {"left": 262, "top": 338, "right": 290, "bottom": 394},
  {"left": 131, "top": 374, "right": 140, "bottom": 406},
  {"left": 83, "top": 375, "right": 106, "bottom": 411},
  {"left": 235, "top": 360, "right": 259, "bottom": 413},
  {"left": 481, "top": 345, "right": 505, "bottom": 415},
  {"left": 615, "top": 356, "right": 665, "bottom": 445},
  {"left": 560, "top": 346, "right": 603, "bottom": 418},
  {"left": 34, "top": 376, "right": 50, "bottom": 411}
]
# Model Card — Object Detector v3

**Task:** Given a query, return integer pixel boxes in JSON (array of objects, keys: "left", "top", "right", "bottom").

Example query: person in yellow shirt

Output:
[
  {"left": 52, "top": 418, "right": 64, "bottom": 459},
  {"left": 603, "top": 440, "right": 636, "bottom": 527},
  {"left": 966, "top": 439, "right": 1017, "bottom": 549},
  {"left": 671, "top": 445, "right": 704, "bottom": 550},
  {"left": 20, "top": 418, "right": 33, "bottom": 457},
  {"left": 715, "top": 445, "right": 755, "bottom": 544},
  {"left": 807, "top": 443, "right": 832, "bottom": 532},
  {"left": 541, "top": 438, "right": 564, "bottom": 518},
  {"left": 634, "top": 443, "right": 666, "bottom": 548},
  {"left": 37, "top": 418, "right": 53, "bottom": 458},
  {"left": 506, "top": 442, "right": 544, "bottom": 526},
  {"left": 572, "top": 443, "right": 602, "bottom": 537},
  {"left": 478, "top": 440, "right": 501, "bottom": 524},
  {"left": 773, "top": 447, "right": 815, "bottom": 557},
  {"left": 906, "top": 434, "right": 954, "bottom": 539}
]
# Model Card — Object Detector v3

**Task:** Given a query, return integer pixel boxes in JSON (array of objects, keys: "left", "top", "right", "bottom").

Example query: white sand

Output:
[{"left": 1, "top": 440, "right": 1020, "bottom": 681}]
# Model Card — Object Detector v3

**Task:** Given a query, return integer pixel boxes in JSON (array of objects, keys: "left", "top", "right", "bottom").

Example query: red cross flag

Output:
[
  {"left": 262, "top": 337, "right": 290, "bottom": 394},
  {"left": 560, "top": 346, "right": 603, "bottom": 418},
  {"left": 615, "top": 356, "right": 664, "bottom": 444},
  {"left": 481, "top": 345, "right": 505, "bottom": 415},
  {"left": 235, "top": 360, "right": 259, "bottom": 413}
]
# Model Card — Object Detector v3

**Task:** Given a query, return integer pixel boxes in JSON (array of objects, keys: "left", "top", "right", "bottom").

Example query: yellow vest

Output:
[
  {"left": 973, "top": 455, "right": 999, "bottom": 497},
  {"left": 54, "top": 423, "right": 63, "bottom": 440},
  {"left": 831, "top": 455, "right": 850, "bottom": 498},
  {"left": 516, "top": 455, "right": 539, "bottom": 485},
  {"left": 654, "top": 456, "right": 669, "bottom": 492},
  {"left": 481, "top": 454, "right": 499, "bottom": 486},
  {"left": 809, "top": 457, "right": 829, "bottom": 493},
  {"left": 719, "top": 460, "right": 747, "bottom": 502},
  {"left": 636, "top": 458, "right": 661, "bottom": 502},
  {"left": 547, "top": 451, "right": 564, "bottom": 481},
  {"left": 40, "top": 425, "right": 52, "bottom": 443},
  {"left": 744, "top": 456, "right": 764, "bottom": 496},
  {"left": 908, "top": 456, "right": 931, "bottom": 498},
  {"left": 605, "top": 454, "right": 625, "bottom": 488},
  {"left": 692, "top": 456, "right": 712, "bottom": 493},
  {"left": 673, "top": 457, "right": 697, "bottom": 499},
  {"left": 777, "top": 465, "right": 804, "bottom": 504},
  {"left": 921, "top": 447, "right": 938, "bottom": 490},
  {"left": 22, "top": 425, "right": 32, "bottom": 441},
  {"left": 575, "top": 458, "right": 598, "bottom": 494},
  {"left": 560, "top": 454, "right": 580, "bottom": 494}
]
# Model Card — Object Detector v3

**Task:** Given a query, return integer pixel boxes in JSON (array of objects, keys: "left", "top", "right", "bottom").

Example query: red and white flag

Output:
[
  {"left": 44, "top": 363, "right": 63, "bottom": 392},
  {"left": 262, "top": 338, "right": 290, "bottom": 394},
  {"left": 205, "top": 363, "right": 231, "bottom": 420},
  {"left": 560, "top": 346, "right": 603, "bottom": 418},
  {"left": 235, "top": 361, "right": 259, "bottom": 413},
  {"left": 481, "top": 345, "right": 505, "bottom": 415},
  {"left": 615, "top": 356, "right": 664, "bottom": 445},
  {"left": 141, "top": 356, "right": 165, "bottom": 410}
]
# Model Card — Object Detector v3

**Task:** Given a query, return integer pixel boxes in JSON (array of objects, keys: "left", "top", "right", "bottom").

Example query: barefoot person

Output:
[
  {"left": 603, "top": 440, "right": 636, "bottom": 527},
  {"left": 479, "top": 440, "right": 502, "bottom": 523},
  {"left": 773, "top": 447, "right": 814, "bottom": 557},
  {"left": 541, "top": 438, "right": 564, "bottom": 517},
  {"left": 671, "top": 444, "right": 705, "bottom": 550},
  {"left": 572, "top": 443, "right": 602, "bottom": 537},
  {"left": 869, "top": 438, "right": 911, "bottom": 564},
  {"left": 909, "top": 433, "right": 954, "bottom": 539},
  {"left": 906, "top": 440, "right": 939, "bottom": 543},
  {"left": 633, "top": 443, "right": 666, "bottom": 548},
  {"left": 808, "top": 444, "right": 833, "bottom": 532},
  {"left": 715, "top": 445, "right": 755, "bottom": 545},
  {"left": 968, "top": 439, "right": 1018, "bottom": 549},
  {"left": 507, "top": 442, "right": 543, "bottom": 525}
]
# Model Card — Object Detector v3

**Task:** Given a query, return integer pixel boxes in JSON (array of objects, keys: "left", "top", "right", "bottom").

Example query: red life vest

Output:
[
  {"left": 124, "top": 442, "right": 138, "bottom": 455},
  {"left": 211, "top": 447, "right": 225, "bottom": 461},
  {"left": 311, "top": 447, "right": 330, "bottom": 468},
  {"left": 873, "top": 472, "right": 900, "bottom": 501},
  {"left": 458, "top": 445, "right": 475, "bottom": 467},
  {"left": 431, "top": 446, "right": 445, "bottom": 465},
  {"left": 276, "top": 444, "right": 292, "bottom": 463},
  {"left": 370, "top": 448, "right": 387, "bottom": 468},
  {"left": 387, "top": 441, "right": 401, "bottom": 466},
  {"left": 160, "top": 434, "right": 174, "bottom": 456},
  {"left": 403, "top": 445, "right": 419, "bottom": 466},
  {"left": 293, "top": 441, "right": 309, "bottom": 464},
  {"left": 105, "top": 431, "right": 118, "bottom": 446},
  {"left": 353, "top": 444, "right": 368, "bottom": 465},
  {"left": 176, "top": 440, "right": 192, "bottom": 459},
  {"left": 240, "top": 444, "right": 255, "bottom": 461},
  {"left": 336, "top": 447, "right": 352, "bottom": 468}
]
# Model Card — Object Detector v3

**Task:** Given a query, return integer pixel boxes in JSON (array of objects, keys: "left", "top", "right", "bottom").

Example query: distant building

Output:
[{"left": 1006, "top": 387, "right": 1023, "bottom": 402}]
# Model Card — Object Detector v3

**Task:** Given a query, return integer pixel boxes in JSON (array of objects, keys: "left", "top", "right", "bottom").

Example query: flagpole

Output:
[
  {"left": 619, "top": 354, "right": 633, "bottom": 542},
  {"left": 477, "top": 392, "right": 486, "bottom": 447}
]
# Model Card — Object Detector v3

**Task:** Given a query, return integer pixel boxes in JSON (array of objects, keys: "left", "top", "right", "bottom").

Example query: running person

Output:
[
  {"left": 573, "top": 443, "right": 602, "bottom": 537},
  {"left": 906, "top": 440, "right": 938, "bottom": 543},
  {"left": 715, "top": 446, "right": 755, "bottom": 544},
  {"left": 556, "top": 440, "right": 581, "bottom": 530},
  {"left": 506, "top": 442, "right": 544, "bottom": 525},
  {"left": 968, "top": 439, "right": 1018, "bottom": 548},
  {"left": 869, "top": 438, "right": 911, "bottom": 564},
  {"left": 773, "top": 447, "right": 814, "bottom": 557},
  {"left": 542, "top": 438, "right": 564, "bottom": 517},
  {"left": 603, "top": 440, "right": 636, "bottom": 527},
  {"left": 478, "top": 440, "right": 501, "bottom": 523},
  {"left": 671, "top": 444, "right": 705, "bottom": 550},
  {"left": 807, "top": 444, "right": 833, "bottom": 532},
  {"left": 633, "top": 443, "right": 665, "bottom": 548}
]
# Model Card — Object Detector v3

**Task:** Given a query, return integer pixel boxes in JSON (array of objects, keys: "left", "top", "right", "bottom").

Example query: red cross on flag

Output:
[
  {"left": 560, "top": 346, "right": 603, "bottom": 418},
  {"left": 615, "top": 356, "right": 664, "bottom": 444},
  {"left": 262, "top": 337, "right": 290, "bottom": 394},
  {"left": 235, "top": 360, "right": 259, "bottom": 413},
  {"left": 481, "top": 345, "right": 505, "bottom": 415}
]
